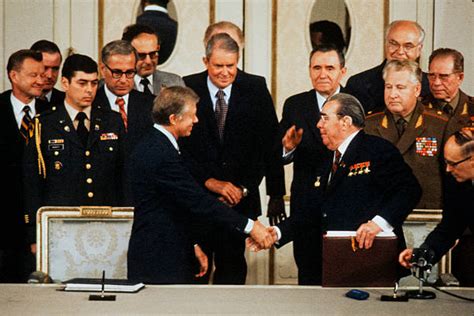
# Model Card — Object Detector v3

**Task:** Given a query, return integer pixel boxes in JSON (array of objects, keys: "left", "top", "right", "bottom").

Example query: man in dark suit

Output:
[
  {"left": 94, "top": 40, "right": 155, "bottom": 155},
  {"left": 180, "top": 33, "right": 285, "bottom": 284},
  {"left": 30, "top": 40, "right": 65, "bottom": 106},
  {"left": 422, "top": 48, "right": 474, "bottom": 138},
  {"left": 136, "top": 0, "right": 177, "bottom": 65},
  {"left": 127, "top": 86, "right": 276, "bottom": 284},
  {"left": 399, "top": 130, "right": 473, "bottom": 283},
  {"left": 345, "top": 20, "right": 430, "bottom": 114},
  {"left": 23, "top": 54, "right": 126, "bottom": 258},
  {"left": 0, "top": 49, "right": 49, "bottom": 282},
  {"left": 122, "top": 24, "right": 184, "bottom": 97},
  {"left": 365, "top": 60, "right": 448, "bottom": 209},
  {"left": 267, "top": 93, "right": 421, "bottom": 284},
  {"left": 203, "top": 20, "right": 287, "bottom": 227},
  {"left": 279, "top": 44, "right": 346, "bottom": 285}
]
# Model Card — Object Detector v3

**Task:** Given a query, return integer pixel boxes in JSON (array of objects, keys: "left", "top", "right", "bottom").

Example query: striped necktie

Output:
[
  {"left": 116, "top": 97, "right": 128, "bottom": 131},
  {"left": 215, "top": 90, "right": 228, "bottom": 142},
  {"left": 19, "top": 105, "right": 33, "bottom": 143}
]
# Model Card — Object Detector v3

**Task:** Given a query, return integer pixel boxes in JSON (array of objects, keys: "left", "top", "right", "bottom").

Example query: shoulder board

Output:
[
  {"left": 366, "top": 111, "right": 384, "bottom": 119},
  {"left": 423, "top": 109, "right": 449, "bottom": 122}
]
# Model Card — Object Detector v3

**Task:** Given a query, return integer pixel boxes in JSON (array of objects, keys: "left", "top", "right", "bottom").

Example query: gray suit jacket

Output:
[{"left": 135, "top": 69, "right": 185, "bottom": 97}]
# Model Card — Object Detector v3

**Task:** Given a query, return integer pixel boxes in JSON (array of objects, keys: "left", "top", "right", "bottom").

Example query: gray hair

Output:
[
  {"left": 152, "top": 86, "right": 200, "bottom": 125},
  {"left": 382, "top": 59, "right": 422, "bottom": 84},
  {"left": 101, "top": 40, "right": 137, "bottom": 64},
  {"left": 203, "top": 21, "right": 244, "bottom": 47},
  {"left": 205, "top": 33, "right": 239, "bottom": 59},
  {"left": 385, "top": 20, "right": 425, "bottom": 45},
  {"left": 327, "top": 93, "right": 366, "bottom": 128}
]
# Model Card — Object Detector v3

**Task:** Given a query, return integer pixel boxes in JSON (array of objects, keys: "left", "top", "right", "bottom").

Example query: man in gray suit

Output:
[{"left": 122, "top": 23, "right": 184, "bottom": 97}]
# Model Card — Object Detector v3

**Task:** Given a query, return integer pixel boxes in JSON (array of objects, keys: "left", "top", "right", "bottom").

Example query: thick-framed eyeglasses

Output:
[
  {"left": 445, "top": 155, "right": 471, "bottom": 168},
  {"left": 387, "top": 40, "right": 420, "bottom": 52},
  {"left": 103, "top": 63, "right": 136, "bottom": 79},
  {"left": 137, "top": 51, "right": 159, "bottom": 60},
  {"left": 427, "top": 72, "right": 459, "bottom": 82}
]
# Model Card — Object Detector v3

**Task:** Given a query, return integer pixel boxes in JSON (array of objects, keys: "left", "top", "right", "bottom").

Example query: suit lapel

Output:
[{"left": 303, "top": 91, "right": 322, "bottom": 142}]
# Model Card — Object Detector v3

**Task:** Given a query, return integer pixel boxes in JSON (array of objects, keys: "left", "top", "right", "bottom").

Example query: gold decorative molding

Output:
[
  {"left": 209, "top": 0, "right": 215, "bottom": 25},
  {"left": 98, "top": 0, "right": 104, "bottom": 62},
  {"left": 271, "top": 0, "right": 278, "bottom": 104}
]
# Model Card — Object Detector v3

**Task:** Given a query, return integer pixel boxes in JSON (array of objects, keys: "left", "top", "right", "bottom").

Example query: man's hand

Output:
[
  {"left": 194, "top": 244, "right": 208, "bottom": 278},
  {"left": 249, "top": 221, "right": 277, "bottom": 250},
  {"left": 355, "top": 221, "right": 382, "bottom": 249},
  {"left": 399, "top": 248, "right": 414, "bottom": 269},
  {"left": 30, "top": 243, "right": 37, "bottom": 255},
  {"left": 205, "top": 178, "right": 243, "bottom": 206},
  {"left": 246, "top": 227, "right": 278, "bottom": 252},
  {"left": 282, "top": 125, "right": 303, "bottom": 152},
  {"left": 267, "top": 196, "right": 286, "bottom": 226}
]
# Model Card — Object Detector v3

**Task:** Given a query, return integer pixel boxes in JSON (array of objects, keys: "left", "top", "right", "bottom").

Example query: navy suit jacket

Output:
[
  {"left": 180, "top": 70, "right": 285, "bottom": 218},
  {"left": 127, "top": 128, "right": 249, "bottom": 284},
  {"left": 279, "top": 131, "right": 421, "bottom": 251},
  {"left": 0, "top": 90, "right": 49, "bottom": 248},
  {"left": 345, "top": 60, "right": 430, "bottom": 114},
  {"left": 48, "top": 88, "right": 65, "bottom": 107},
  {"left": 94, "top": 87, "right": 155, "bottom": 155}
]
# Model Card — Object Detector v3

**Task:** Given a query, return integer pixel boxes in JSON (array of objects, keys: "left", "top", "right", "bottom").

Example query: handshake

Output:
[{"left": 246, "top": 221, "right": 279, "bottom": 252}]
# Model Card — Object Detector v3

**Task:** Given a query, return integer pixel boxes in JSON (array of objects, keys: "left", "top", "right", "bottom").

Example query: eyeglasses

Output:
[
  {"left": 137, "top": 51, "right": 159, "bottom": 60},
  {"left": 103, "top": 63, "right": 136, "bottom": 79},
  {"left": 445, "top": 155, "right": 471, "bottom": 167},
  {"left": 387, "top": 40, "right": 419, "bottom": 53},
  {"left": 427, "top": 72, "right": 459, "bottom": 82}
]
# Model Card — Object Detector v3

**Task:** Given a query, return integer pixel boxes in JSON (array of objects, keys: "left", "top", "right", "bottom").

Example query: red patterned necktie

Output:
[
  {"left": 330, "top": 149, "right": 342, "bottom": 182},
  {"left": 116, "top": 97, "right": 128, "bottom": 131},
  {"left": 215, "top": 90, "right": 228, "bottom": 142}
]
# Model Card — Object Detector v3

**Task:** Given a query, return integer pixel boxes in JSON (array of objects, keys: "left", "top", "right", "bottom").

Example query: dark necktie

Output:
[
  {"left": 76, "top": 112, "right": 89, "bottom": 147},
  {"left": 330, "top": 149, "right": 342, "bottom": 182},
  {"left": 116, "top": 97, "right": 128, "bottom": 131},
  {"left": 140, "top": 78, "right": 153, "bottom": 95},
  {"left": 215, "top": 90, "right": 228, "bottom": 142},
  {"left": 396, "top": 118, "right": 407, "bottom": 137},
  {"left": 20, "top": 105, "right": 34, "bottom": 143},
  {"left": 442, "top": 103, "right": 454, "bottom": 116}
]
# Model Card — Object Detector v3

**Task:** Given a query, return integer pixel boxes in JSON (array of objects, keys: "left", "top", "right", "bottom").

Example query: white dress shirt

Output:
[
  {"left": 104, "top": 85, "right": 130, "bottom": 114},
  {"left": 11, "top": 94, "right": 37, "bottom": 129}
]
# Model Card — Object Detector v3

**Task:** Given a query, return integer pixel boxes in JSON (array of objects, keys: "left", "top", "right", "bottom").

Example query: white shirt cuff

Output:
[
  {"left": 273, "top": 226, "right": 282, "bottom": 241},
  {"left": 282, "top": 147, "right": 296, "bottom": 159},
  {"left": 244, "top": 219, "right": 254, "bottom": 234},
  {"left": 371, "top": 215, "right": 394, "bottom": 232}
]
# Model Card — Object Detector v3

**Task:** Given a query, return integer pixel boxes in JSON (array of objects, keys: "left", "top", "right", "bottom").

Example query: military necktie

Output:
[
  {"left": 396, "top": 118, "right": 407, "bottom": 137},
  {"left": 19, "top": 105, "right": 33, "bottom": 143},
  {"left": 442, "top": 103, "right": 454, "bottom": 116},
  {"left": 140, "top": 77, "right": 153, "bottom": 95},
  {"left": 215, "top": 89, "right": 228, "bottom": 142},
  {"left": 76, "top": 112, "right": 89, "bottom": 147},
  {"left": 116, "top": 97, "right": 128, "bottom": 131}
]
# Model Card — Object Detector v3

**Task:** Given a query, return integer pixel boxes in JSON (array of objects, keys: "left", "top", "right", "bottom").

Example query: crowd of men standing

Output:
[{"left": 0, "top": 17, "right": 472, "bottom": 286}]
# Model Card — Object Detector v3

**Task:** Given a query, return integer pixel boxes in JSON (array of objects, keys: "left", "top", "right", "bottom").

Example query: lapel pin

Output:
[{"left": 314, "top": 176, "right": 321, "bottom": 187}]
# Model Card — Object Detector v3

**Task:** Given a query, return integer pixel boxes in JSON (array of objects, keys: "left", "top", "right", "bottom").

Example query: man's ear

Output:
[{"left": 61, "top": 77, "right": 69, "bottom": 92}]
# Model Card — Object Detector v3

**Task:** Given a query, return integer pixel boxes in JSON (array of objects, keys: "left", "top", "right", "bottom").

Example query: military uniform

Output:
[
  {"left": 423, "top": 90, "right": 474, "bottom": 137},
  {"left": 23, "top": 103, "right": 127, "bottom": 244},
  {"left": 365, "top": 102, "right": 448, "bottom": 209}
]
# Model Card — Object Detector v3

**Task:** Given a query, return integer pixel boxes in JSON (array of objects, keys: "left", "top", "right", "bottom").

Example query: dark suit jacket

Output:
[
  {"left": 422, "top": 90, "right": 474, "bottom": 138},
  {"left": 94, "top": 87, "right": 155, "bottom": 155},
  {"left": 23, "top": 103, "right": 126, "bottom": 243},
  {"left": 279, "top": 89, "right": 347, "bottom": 216},
  {"left": 48, "top": 88, "right": 65, "bottom": 106},
  {"left": 345, "top": 60, "right": 431, "bottom": 114},
  {"left": 127, "top": 128, "right": 249, "bottom": 284},
  {"left": 422, "top": 179, "right": 473, "bottom": 263},
  {"left": 278, "top": 131, "right": 421, "bottom": 254},
  {"left": 180, "top": 70, "right": 285, "bottom": 219},
  {"left": 137, "top": 9, "right": 177, "bottom": 64},
  {"left": 365, "top": 102, "right": 448, "bottom": 209},
  {"left": 0, "top": 90, "right": 50, "bottom": 248}
]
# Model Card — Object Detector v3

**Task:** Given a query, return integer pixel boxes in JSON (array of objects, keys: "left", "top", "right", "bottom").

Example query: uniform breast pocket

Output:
[{"left": 45, "top": 141, "right": 69, "bottom": 174}]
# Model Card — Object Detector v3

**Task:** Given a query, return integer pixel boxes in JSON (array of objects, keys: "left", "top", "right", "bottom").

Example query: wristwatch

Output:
[{"left": 240, "top": 185, "right": 249, "bottom": 197}]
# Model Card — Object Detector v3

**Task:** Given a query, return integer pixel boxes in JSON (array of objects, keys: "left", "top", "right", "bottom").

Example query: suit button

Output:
[
  {"left": 109, "top": 147, "right": 114, "bottom": 152},
  {"left": 85, "top": 150, "right": 91, "bottom": 156},
  {"left": 54, "top": 151, "right": 59, "bottom": 156},
  {"left": 85, "top": 163, "right": 92, "bottom": 170},
  {"left": 87, "top": 192, "right": 94, "bottom": 198},
  {"left": 86, "top": 178, "right": 93, "bottom": 184}
]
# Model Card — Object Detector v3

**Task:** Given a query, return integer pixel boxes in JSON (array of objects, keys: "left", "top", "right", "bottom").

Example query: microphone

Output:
[
  {"left": 27, "top": 271, "right": 53, "bottom": 284},
  {"left": 410, "top": 248, "right": 435, "bottom": 270}
]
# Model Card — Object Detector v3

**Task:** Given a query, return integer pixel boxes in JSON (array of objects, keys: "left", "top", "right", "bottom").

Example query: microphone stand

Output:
[{"left": 406, "top": 263, "right": 436, "bottom": 299}]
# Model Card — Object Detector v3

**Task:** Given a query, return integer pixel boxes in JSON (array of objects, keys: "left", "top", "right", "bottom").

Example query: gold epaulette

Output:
[{"left": 34, "top": 118, "right": 47, "bottom": 179}]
